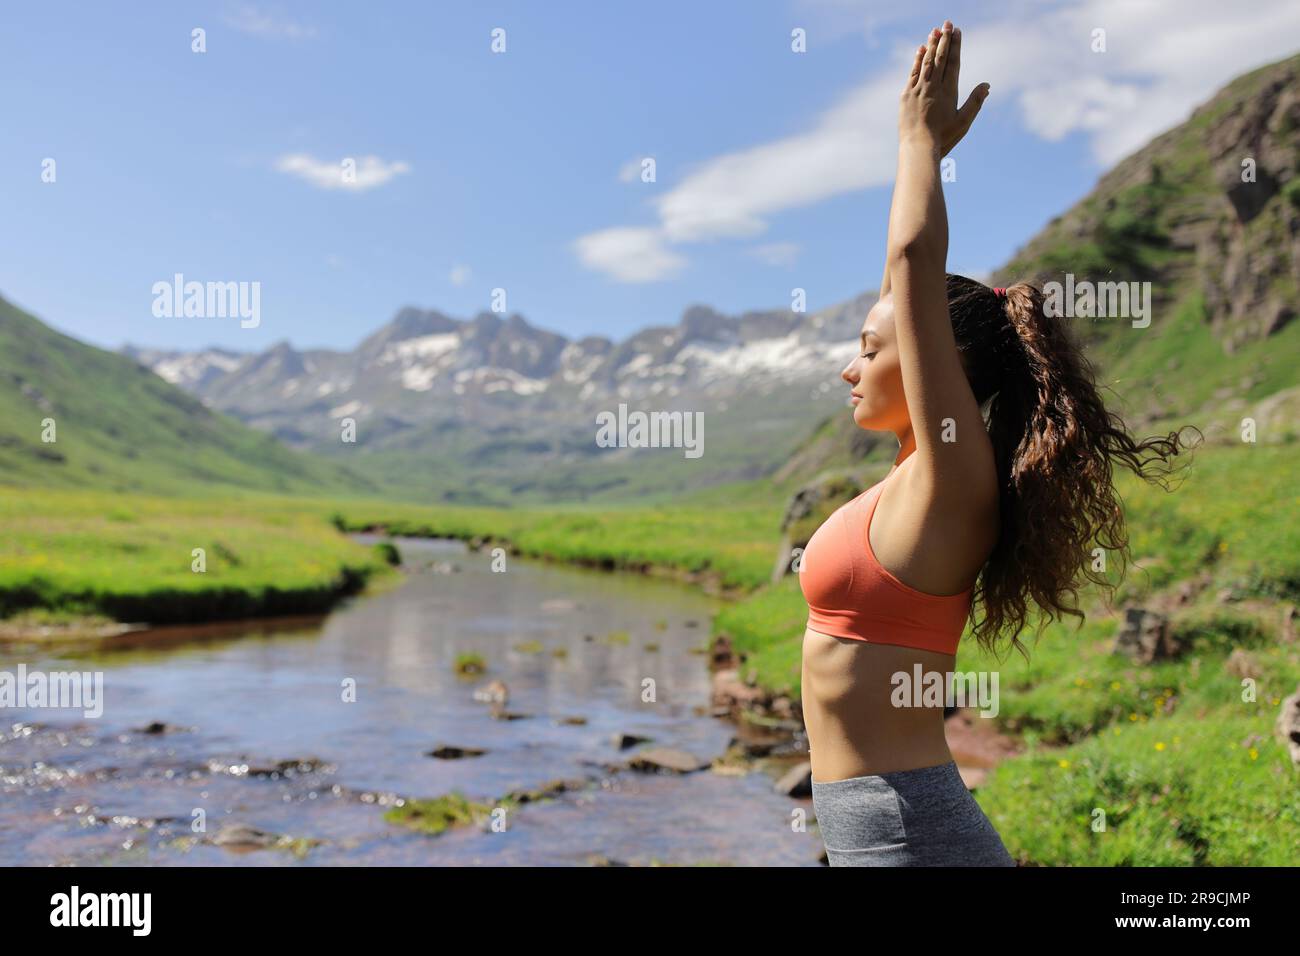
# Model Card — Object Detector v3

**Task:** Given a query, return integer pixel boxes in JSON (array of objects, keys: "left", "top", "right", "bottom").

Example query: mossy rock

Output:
[
  {"left": 372, "top": 541, "right": 402, "bottom": 566},
  {"left": 383, "top": 791, "right": 501, "bottom": 836}
]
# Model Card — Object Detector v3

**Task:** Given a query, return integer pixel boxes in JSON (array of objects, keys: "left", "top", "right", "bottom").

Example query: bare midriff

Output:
[{"left": 801, "top": 625, "right": 956, "bottom": 781}]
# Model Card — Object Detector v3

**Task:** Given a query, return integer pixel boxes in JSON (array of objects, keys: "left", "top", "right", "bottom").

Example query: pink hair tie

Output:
[{"left": 992, "top": 287, "right": 1006, "bottom": 297}]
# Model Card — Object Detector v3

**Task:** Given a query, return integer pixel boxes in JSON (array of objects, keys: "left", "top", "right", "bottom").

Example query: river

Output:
[{"left": 0, "top": 537, "right": 822, "bottom": 866}]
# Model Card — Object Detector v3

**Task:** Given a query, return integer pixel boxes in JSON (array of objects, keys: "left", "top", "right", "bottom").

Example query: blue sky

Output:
[{"left": 2, "top": 0, "right": 1298, "bottom": 353}]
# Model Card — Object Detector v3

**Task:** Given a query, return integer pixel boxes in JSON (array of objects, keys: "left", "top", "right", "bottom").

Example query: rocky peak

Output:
[{"left": 995, "top": 51, "right": 1300, "bottom": 360}]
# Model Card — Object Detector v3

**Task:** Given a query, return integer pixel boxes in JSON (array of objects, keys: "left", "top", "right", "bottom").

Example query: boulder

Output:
[
  {"left": 774, "top": 761, "right": 813, "bottom": 798},
  {"left": 1275, "top": 685, "right": 1300, "bottom": 768},
  {"left": 211, "top": 823, "right": 281, "bottom": 850},
  {"left": 1113, "top": 608, "right": 1181, "bottom": 663},
  {"left": 625, "top": 747, "right": 711, "bottom": 774}
]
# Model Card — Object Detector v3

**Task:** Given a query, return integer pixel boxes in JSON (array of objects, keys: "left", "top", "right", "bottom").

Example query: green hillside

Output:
[
  {"left": 992, "top": 50, "right": 1300, "bottom": 445},
  {"left": 0, "top": 294, "right": 382, "bottom": 497}
]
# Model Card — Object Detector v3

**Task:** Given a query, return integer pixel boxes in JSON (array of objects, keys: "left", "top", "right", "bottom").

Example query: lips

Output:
[{"left": 849, "top": 393, "right": 862, "bottom": 405}]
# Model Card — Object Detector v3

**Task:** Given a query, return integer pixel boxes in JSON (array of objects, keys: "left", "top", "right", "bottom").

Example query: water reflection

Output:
[{"left": 0, "top": 538, "right": 820, "bottom": 865}]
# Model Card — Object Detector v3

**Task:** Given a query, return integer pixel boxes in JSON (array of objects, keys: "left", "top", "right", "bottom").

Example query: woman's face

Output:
[{"left": 841, "top": 292, "right": 908, "bottom": 431}]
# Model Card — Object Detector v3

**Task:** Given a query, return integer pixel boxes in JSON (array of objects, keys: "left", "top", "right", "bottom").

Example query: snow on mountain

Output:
[
  {"left": 121, "top": 346, "right": 245, "bottom": 389},
  {"left": 119, "top": 291, "right": 877, "bottom": 483}
]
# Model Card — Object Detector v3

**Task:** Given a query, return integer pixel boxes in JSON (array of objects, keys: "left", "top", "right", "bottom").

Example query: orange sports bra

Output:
[{"left": 798, "top": 464, "right": 973, "bottom": 655}]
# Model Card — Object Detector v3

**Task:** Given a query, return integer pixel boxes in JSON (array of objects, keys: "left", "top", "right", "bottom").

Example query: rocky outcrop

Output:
[
  {"left": 993, "top": 52, "right": 1300, "bottom": 443},
  {"left": 1276, "top": 684, "right": 1300, "bottom": 768},
  {"left": 1113, "top": 608, "right": 1183, "bottom": 663}
]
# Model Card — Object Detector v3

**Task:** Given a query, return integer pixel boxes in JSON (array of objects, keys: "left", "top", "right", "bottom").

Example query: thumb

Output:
[{"left": 956, "top": 83, "right": 990, "bottom": 131}]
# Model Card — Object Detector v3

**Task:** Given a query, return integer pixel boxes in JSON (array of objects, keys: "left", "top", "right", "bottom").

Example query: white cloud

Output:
[
  {"left": 575, "top": 70, "right": 903, "bottom": 281},
  {"left": 572, "top": 227, "right": 686, "bottom": 283},
  {"left": 223, "top": 4, "right": 317, "bottom": 40},
  {"left": 275, "top": 154, "right": 411, "bottom": 192},
  {"left": 959, "top": 0, "right": 1300, "bottom": 164},
  {"left": 619, "top": 158, "right": 650, "bottom": 183},
  {"left": 449, "top": 264, "right": 472, "bottom": 286},
  {"left": 656, "top": 77, "right": 902, "bottom": 244},
  {"left": 748, "top": 242, "right": 801, "bottom": 267},
  {"left": 575, "top": 0, "right": 1300, "bottom": 282}
]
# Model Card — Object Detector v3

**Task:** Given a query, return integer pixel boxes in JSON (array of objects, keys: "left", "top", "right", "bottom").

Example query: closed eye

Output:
[{"left": 860, "top": 351, "right": 877, "bottom": 360}]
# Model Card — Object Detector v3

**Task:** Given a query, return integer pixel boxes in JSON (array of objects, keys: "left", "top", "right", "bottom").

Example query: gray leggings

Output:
[{"left": 811, "top": 760, "right": 1015, "bottom": 866}]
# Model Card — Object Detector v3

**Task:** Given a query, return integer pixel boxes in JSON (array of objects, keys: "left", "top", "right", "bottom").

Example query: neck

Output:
[{"left": 893, "top": 427, "right": 917, "bottom": 468}]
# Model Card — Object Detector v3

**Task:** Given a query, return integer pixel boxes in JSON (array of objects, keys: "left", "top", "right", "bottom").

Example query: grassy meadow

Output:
[
  {"left": 0, "top": 488, "right": 394, "bottom": 625},
  {"left": 0, "top": 473, "right": 788, "bottom": 627}
]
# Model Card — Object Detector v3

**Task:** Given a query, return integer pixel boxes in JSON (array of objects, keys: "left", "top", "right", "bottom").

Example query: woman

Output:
[{"left": 799, "top": 21, "right": 1197, "bottom": 866}]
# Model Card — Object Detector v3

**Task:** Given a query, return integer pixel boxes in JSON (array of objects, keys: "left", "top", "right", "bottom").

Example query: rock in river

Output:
[
  {"left": 774, "top": 761, "right": 813, "bottom": 798},
  {"left": 427, "top": 744, "right": 488, "bottom": 759},
  {"left": 625, "top": 747, "right": 711, "bottom": 774}
]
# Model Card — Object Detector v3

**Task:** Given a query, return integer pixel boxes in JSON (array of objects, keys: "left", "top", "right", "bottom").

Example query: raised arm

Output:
[
  {"left": 886, "top": 22, "right": 992, "bottom": 500},
  {"left": 879, "top": 29, "right": 985, "bottom": 316}
]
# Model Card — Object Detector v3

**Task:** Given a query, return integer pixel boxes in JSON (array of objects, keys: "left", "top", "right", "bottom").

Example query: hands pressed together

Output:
[{"left": 898, "top": 20, "right": 990, "bottom": 158}]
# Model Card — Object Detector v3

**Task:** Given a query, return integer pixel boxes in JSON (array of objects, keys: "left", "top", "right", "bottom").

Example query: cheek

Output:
[{"left": 864, "top": 356, "right": 901, "bottom": 399}]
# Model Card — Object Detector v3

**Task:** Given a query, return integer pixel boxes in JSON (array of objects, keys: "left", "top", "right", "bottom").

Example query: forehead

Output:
[
  {"left": 860, "top": 295, "right": 893, "bottom": 337},
  {"left": 859, "top": 311, "right": 890, "bottom": 339}
]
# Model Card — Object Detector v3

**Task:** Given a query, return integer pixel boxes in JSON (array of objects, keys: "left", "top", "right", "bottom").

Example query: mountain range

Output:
[{"left": 122, "top": 293, "right": 879, "bottom": 504}]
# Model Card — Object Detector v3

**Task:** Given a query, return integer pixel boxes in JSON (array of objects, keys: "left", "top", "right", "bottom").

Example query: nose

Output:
[{"left": 841, "top": 359, "right": 858, "bottom": 385}]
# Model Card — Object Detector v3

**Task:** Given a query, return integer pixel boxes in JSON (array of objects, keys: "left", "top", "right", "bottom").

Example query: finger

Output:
[
  {"left": 948, "top": 26, "right": 962, "bottom": 85},
  {"left": 934, "top": 21, "right": 953, "bottom": 83},
  {"left": 907, "top": 43, "right": 926, "bottom": 88},
  {"left": 954, "top": 82, "right": 990, "bottom": 133},
  {"left": 921, "top": 27, "right": 940, "bottom": 81}
]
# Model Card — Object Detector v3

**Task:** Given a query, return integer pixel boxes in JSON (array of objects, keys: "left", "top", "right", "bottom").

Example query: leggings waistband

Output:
[{"left": 811, "top": 759, "right": 960, "bottom": 789}]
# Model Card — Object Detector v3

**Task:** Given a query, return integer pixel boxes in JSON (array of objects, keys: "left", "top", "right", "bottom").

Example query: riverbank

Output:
[
  {"left": 323, "top": 477, "right": 787, "bottom": 594},
  {"left": 0, "top": 478, "right": 783, "bottom": 628},
  {"left": 0, "top": 487, "right": 397, "bottom": 629}
]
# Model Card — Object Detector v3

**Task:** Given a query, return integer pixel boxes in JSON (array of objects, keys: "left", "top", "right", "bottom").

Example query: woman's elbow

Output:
[{"left": 887, "top": 236, "right": 945, "bottom": 270}]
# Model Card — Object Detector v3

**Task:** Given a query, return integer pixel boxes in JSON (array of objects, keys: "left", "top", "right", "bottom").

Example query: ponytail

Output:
[{"left": 945, "top": 275, "right": 1202, "bottom": 661}]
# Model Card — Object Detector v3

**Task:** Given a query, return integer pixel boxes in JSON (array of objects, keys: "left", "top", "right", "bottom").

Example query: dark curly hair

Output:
[{"left": 944, "top": 273, "right": 1202, "bottom": 661}]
